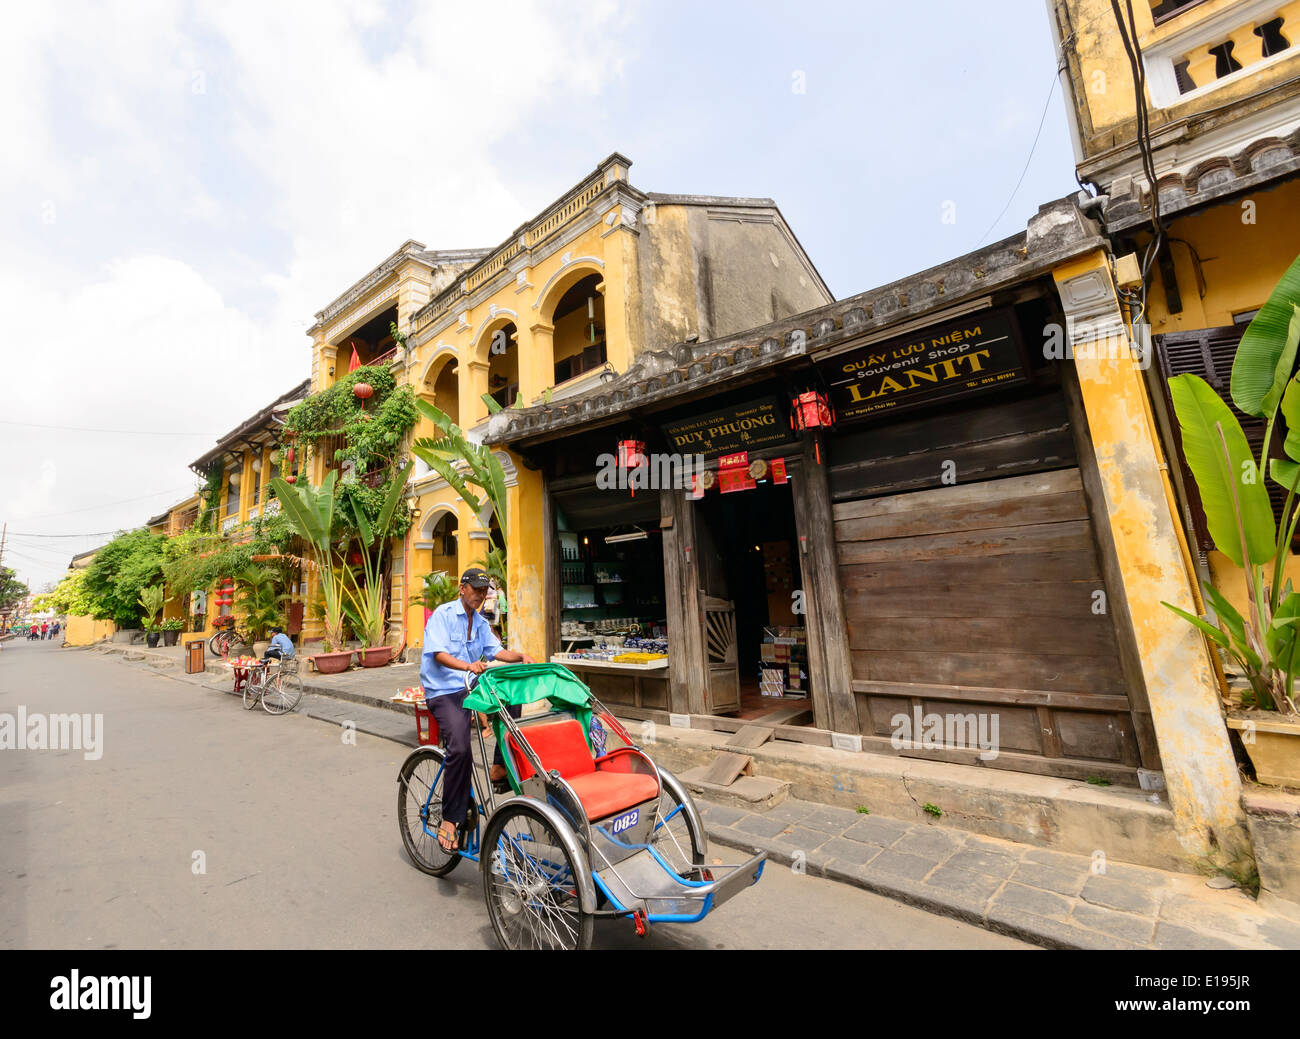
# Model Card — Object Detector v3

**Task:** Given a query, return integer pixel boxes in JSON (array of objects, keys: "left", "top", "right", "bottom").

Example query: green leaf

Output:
[
  {"left": 1261, "top": 304, "right": 1300, "bottom": 418},
  {"left": 1162, "top": 602, "right": 1231, "bottom": 648},
  {"left": 1232, "top": 254, "right": 1300, "bottom": 416},
  {"left": 1270, "top": 457, "right": 1300, "bottom": 491},
  {"left": 1169, "top": 373, "right": 1276, "bottom": 566},
  {"left": 1201, "top": 581, "right": 1248, "bottom": 648},
  {"left": 481, "top": 393, "right": 503, "bottom": 414}
]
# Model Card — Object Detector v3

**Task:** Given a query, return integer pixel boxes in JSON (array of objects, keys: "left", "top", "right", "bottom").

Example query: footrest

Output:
[{"left": 593, "top": 848, "right": 766, "bottom": 922}]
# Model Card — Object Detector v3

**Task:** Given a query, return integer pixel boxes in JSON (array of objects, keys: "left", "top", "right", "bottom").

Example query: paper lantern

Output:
[
  {"left": 353, "top": 382, "right": 374, "bottom": 400},
  {"left": 617, "top": 439, "right": 646, "bottom": 469},
  {"left": 791, "top": 391, "right": 834, "bottom": 431}
]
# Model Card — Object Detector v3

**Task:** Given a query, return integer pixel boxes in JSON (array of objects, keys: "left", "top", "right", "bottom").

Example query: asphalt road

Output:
[{"left": 0, "top": 637, "right": 1031, "bottom": 949}]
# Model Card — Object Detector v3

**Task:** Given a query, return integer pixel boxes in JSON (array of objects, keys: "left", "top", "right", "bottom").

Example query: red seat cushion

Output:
[
  {"left": 508, "top": 720, "right": 595, "bottom": 783},
  {"left": 566, "top": 771, "right": 661, "bottom": 822}
]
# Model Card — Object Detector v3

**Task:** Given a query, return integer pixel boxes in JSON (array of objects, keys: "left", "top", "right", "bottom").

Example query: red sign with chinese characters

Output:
[
  {"left": 718, "top": 451, "right": 756, "bottom": 494},
  {"left": 771, "top": 457, "right": 787, "bottom": 484}
]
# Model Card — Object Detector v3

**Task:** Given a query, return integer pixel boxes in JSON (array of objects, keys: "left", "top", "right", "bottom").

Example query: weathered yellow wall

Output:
[
  {"left": 507, "top": 466, "right": 546, "bottom": 660},
  {"left": 1058, "top": 0, "right": 1300, "bottom": 159},
  {"left": 64, "top": 615, "right": 114, "bottom": 646}
]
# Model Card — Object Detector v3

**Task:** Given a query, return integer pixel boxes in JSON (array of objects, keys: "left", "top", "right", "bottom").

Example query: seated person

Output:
[
  {"left": 262, "top": 626, "right": 295, "bottom": 663},
  {"left": 422, "top": 567, "right": 532, "bottom": 852}
]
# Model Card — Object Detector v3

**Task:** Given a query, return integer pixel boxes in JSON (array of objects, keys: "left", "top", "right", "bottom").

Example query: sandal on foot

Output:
[{"left": 437, "top": 821, "right": 458, "bottom": 853}]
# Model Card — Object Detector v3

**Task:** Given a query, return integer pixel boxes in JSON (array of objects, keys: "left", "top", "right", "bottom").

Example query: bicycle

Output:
[
  {"left": 241, "top": 658, "right": 304, "bottom": 715},
  {"left": 209, "top": 619, "right": 253, "bottom": 658}
]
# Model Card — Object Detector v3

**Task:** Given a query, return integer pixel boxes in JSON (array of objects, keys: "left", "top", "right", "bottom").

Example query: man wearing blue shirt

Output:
[
  {"left": 263, "top": 626, "right": 295, "bottom": 661},
  {"left": 423, "top": 567, "right": 531, "bottom": 851}
]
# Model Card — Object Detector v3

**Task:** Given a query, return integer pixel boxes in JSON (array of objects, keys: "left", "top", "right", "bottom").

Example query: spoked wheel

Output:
[
  {"left": 208, "top": 631, "right": 228, "bottom": 657},
  {"left": 650, "top": 776, "right": 706, "bottom": 875},
  {"left": 397, "top": 747, "right": 460, "bottom": 877},
  {"left": 481, "top": 802, "right": 593, "bottom": 951},
  {"left": 241, "top": 673, "right": 262, "bottom": 710},
  {"left": 262, "top": 671, "right": 302, "bottom": 715}
]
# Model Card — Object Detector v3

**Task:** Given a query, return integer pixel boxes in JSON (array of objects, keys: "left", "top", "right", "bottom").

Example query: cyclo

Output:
[{"left": 396, "top": 662, "right": 766, "bottom": 949}]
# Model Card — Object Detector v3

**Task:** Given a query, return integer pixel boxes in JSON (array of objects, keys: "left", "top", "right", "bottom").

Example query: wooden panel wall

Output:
[{"left": 834, "top": 467, "right": 1141, "bottom": 778}]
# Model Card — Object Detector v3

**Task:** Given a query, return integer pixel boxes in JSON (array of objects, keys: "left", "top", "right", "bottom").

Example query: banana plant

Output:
[
  {"left": 1163, "top": 252, "right": 1300, "bottom": 712},
  {"left": 269, "top": 469, "right": 348, "bottom": 653},
  {"left": 137, "top": 584, "right": 164, "bottom": 630},
  {"left": 411, "top": 398, "right": 509, "bottom": 556},
  {"left": 341, "top": 461, "right": 413, "bottom": 648}
]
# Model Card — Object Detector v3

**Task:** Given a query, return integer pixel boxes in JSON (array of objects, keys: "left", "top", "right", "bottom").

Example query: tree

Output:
[
  {"left": 83, "top": 529, "right": 166, "bottom": 627},
  {"left": 0, "top": 567, "right": 29, "bottom": 614},
  {"left": 33, "top": 569, "right": 95, "bottom": 617}
]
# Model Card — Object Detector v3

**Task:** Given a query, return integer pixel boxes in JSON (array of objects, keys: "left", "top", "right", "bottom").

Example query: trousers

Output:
[{"left": 426, "top": 691, "right": 523, "bottom": 831}]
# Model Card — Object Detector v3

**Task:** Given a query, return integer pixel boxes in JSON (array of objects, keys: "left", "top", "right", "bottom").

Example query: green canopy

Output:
[
  {"left": 463, "top": 663, "right": 593, "bottom": 713},
  {"left": 464, "top": 663, "right": 595, "bottom": 793}
]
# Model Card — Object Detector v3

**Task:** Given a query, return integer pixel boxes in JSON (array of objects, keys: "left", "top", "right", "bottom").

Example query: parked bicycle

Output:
[
  {"left": 241, "top": 658, "right": 304, "bottom": 715},
  {"left": 208, "top": 617, "right": 253, "bottom": 658}
]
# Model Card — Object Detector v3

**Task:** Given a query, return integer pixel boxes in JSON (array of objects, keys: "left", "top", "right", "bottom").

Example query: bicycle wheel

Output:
[
  {"left": 481, "top": 801, "right": 593, "bottom": 950},
  {"left": 649, "top": 774, "right": 706, "bottom": 875},
  {"left": 208, "top": 630, "right": 227, "bottom": 657},
  {"left": 262, "top": 669, "right": 302, "bottom": 715},
  {"left": 242, "top": 670, "right": 262, "bottom": 710},
  {"left": 397, "top": 747, "right": 461, "bottom": 877}
]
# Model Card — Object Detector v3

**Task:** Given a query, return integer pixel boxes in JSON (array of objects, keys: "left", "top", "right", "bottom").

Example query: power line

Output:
[
  {"left": 0, "top": 419, "right": 220, "bottom": 437},
  {"left": 973, "top": 67, "right": 1062, "bottom": 250},
  {"left": 5, "top": 530, "right": 122, "bottom": 538},
  {"left": 8, "top": 486, "right": 194, "bottom": 522}
]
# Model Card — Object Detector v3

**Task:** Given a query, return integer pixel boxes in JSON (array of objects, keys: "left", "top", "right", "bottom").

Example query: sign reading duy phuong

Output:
[
  {"left": 825, "top": 307, "right": 1028, "bottom": 422},
  {"left": 662, "top": 396, "right": 791, "bottom": 458}
]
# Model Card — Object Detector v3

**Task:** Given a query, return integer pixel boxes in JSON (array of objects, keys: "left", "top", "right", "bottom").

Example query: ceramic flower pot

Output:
[
  {"left": 1227, "top": 713, "right": 1300, "bottom": 787},
  {"left": 146, "top": 632, "right": 161, "bottom": 648},
  {"left": 359, "top": 646, "right": 394, "bottom": 668},
  {"left": 163, "top": 630, "right": 180, "bottom": 647},
  {"left": 312, "top": 650, "right": 353, "bottom": 675}
]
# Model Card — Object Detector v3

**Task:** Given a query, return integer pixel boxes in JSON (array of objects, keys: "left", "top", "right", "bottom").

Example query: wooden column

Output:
[
  {"left": 660, "top": 487, "right": 707, "bottom": 716},
  {"left": 789, "top": 434, "right": 858, "bottom": 734},
  {"left": 1060, "top": 364, "right": 1163, "bottom": 771}
]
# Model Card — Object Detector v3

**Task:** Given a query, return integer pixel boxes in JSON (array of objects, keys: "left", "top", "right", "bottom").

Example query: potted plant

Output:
[
  {"left": 411, "top": 570, "right": 459, "bottom": 627},
  {"left": 1164, "top": 252, "right": 1300, "bottom": 786},
  {"left": 161, "top": 618, "right": 184, "bottom": 646},
  {"left": 269, "top": 469, "right": 354, "bottom": 674},
  {"left": 235, "top": 565, "right": 289, "bottom": 657},
  {"left": 138, "top": 585, "right": 164, "bottom": 648},
  {"left": 343, "top": 461, "right": 414, "bottom": 667}
]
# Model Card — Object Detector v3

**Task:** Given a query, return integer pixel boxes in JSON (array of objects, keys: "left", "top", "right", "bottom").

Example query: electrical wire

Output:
[
  {"left": 3, "top": 529, "right": 123, "bottom": 538},
  {"left": 6, "top": 486, "right": 194, "bottom": 522},
  {"left": 0, "top": 420, "right": 220, "bottom": 437},
  {"left": 973, "top": 66, "right": 1063, "bottom": 250}
]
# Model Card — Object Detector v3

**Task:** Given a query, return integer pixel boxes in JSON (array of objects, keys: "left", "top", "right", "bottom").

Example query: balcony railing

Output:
[{"left": 418, "top": 166, "right": 614, "bottom": 326}]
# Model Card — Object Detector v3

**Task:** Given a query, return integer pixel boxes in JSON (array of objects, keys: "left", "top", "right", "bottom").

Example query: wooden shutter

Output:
[{"left": 1155, "top": 325, "right": 1294, "bottom": 552}]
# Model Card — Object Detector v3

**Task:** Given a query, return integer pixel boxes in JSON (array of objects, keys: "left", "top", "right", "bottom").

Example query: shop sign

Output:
[
  {"left": 823, "top": 307, "right": 1028, "bottom": 422},
  {"left": 662, "top": 396, "right": 792, "bottom": 458}
]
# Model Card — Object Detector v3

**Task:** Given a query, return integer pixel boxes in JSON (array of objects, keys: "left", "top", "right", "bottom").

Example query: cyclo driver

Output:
[{"left": 421, "top": 567, "right": 532, "bottom": 852}]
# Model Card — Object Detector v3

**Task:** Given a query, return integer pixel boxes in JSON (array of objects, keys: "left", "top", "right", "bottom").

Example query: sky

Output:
[{"left": 0, "top": 0, "right": 1081, "bottom": 596}]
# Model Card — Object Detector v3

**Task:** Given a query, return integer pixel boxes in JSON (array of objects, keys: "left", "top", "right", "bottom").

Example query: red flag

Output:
[{"left": 348, "top": 342, "right": 361, "bottom": 372}]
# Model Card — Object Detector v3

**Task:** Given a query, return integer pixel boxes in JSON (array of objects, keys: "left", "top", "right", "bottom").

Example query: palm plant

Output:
[
  {"left": 269, "top": 469, "right": 348, "bottom": 652},
  {"left": 235, "top": 565, "right": 290, "bottom": 642},
  {"left": 410, "top": 399, "right": 509, "bottom": 559},
  {"left": 411, "top": 570, "right": 459, "bottom": 611},
  {"left": 1163, "top": 252, "right": 1300, "bottom": 712},
  {"left": 341, "top": 461, "right": 413, "bottom": 648}
]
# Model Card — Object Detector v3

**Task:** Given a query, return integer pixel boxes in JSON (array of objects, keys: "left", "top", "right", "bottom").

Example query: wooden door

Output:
[{"left": 702, "top": 595, "right": 740, "bottom": 713}]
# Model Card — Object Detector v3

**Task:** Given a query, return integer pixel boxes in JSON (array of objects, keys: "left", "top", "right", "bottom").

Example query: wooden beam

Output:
[
  {"left": 789, "top": 437, "right": 858, "bottom": 734},
  {"left": 660, "top": 488, "right": 707, "bottom": 716}
]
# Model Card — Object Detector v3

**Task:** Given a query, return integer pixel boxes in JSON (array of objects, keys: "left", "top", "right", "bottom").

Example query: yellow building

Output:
[
  {"left": 303, "top": 154, "right": 830, "bottom": 657},
  {"left": 1050, "top": 0, "right": 1300, "bottom": 595}
]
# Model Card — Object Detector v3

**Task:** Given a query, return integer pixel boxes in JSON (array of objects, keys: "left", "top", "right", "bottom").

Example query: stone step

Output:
[{"left": 677, "top": 765, "right": 789, "bottom": 811}]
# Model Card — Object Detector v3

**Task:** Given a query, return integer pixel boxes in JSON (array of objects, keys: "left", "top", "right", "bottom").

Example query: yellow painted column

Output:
[
  {"left": 1053, "top": 252, "right": 1253, "bottom": 874},
  {"left": 600, "top": 234, "right": 636, "bottom": 371},
  {"left": 506, "top": 463, "right": 546, "bottom": 660},
  {"left": 463, "top": 359, "right": 491, "bottom": 426}
]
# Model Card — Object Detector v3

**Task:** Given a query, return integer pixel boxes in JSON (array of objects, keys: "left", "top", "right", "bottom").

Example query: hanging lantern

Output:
[
  {"left": 269, "top": 450, "right": 281, "bottom": 465},
  {"left": 790, "top": 390, "right": 834, "bottom": 432},
  {"left": 353, "top": 382, "right": 374, "bottom": 400},
  {"left": 617, "top": 439, "right": 646, "bottom": 470},
  {"left": 286, "top": 447, "right": 296, "bottom": 464},
  {"left": 285, "top": 475, "right": 297, "bottom": 484}
]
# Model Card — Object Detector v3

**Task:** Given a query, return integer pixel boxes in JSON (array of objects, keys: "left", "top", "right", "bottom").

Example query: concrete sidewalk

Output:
[{"left": 88, "top": 640, "right": 1300, "bottom": 950}]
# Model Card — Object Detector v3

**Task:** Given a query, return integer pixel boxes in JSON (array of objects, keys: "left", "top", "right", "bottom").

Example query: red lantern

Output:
[
  {"left": 791, "top": 391, "right": 833, "bottom": 432},
  {"left": 286, "top": 475, "right": 297, "bottom": 484},
  {"left": 617, "top": 439, "right": 646, "bottom": 469},
  {"left": 285, "top": 447, "right": 296, "bottom": 464},
  {"left": 353, "top": 382, "right": 374, "bottom": 400}
]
